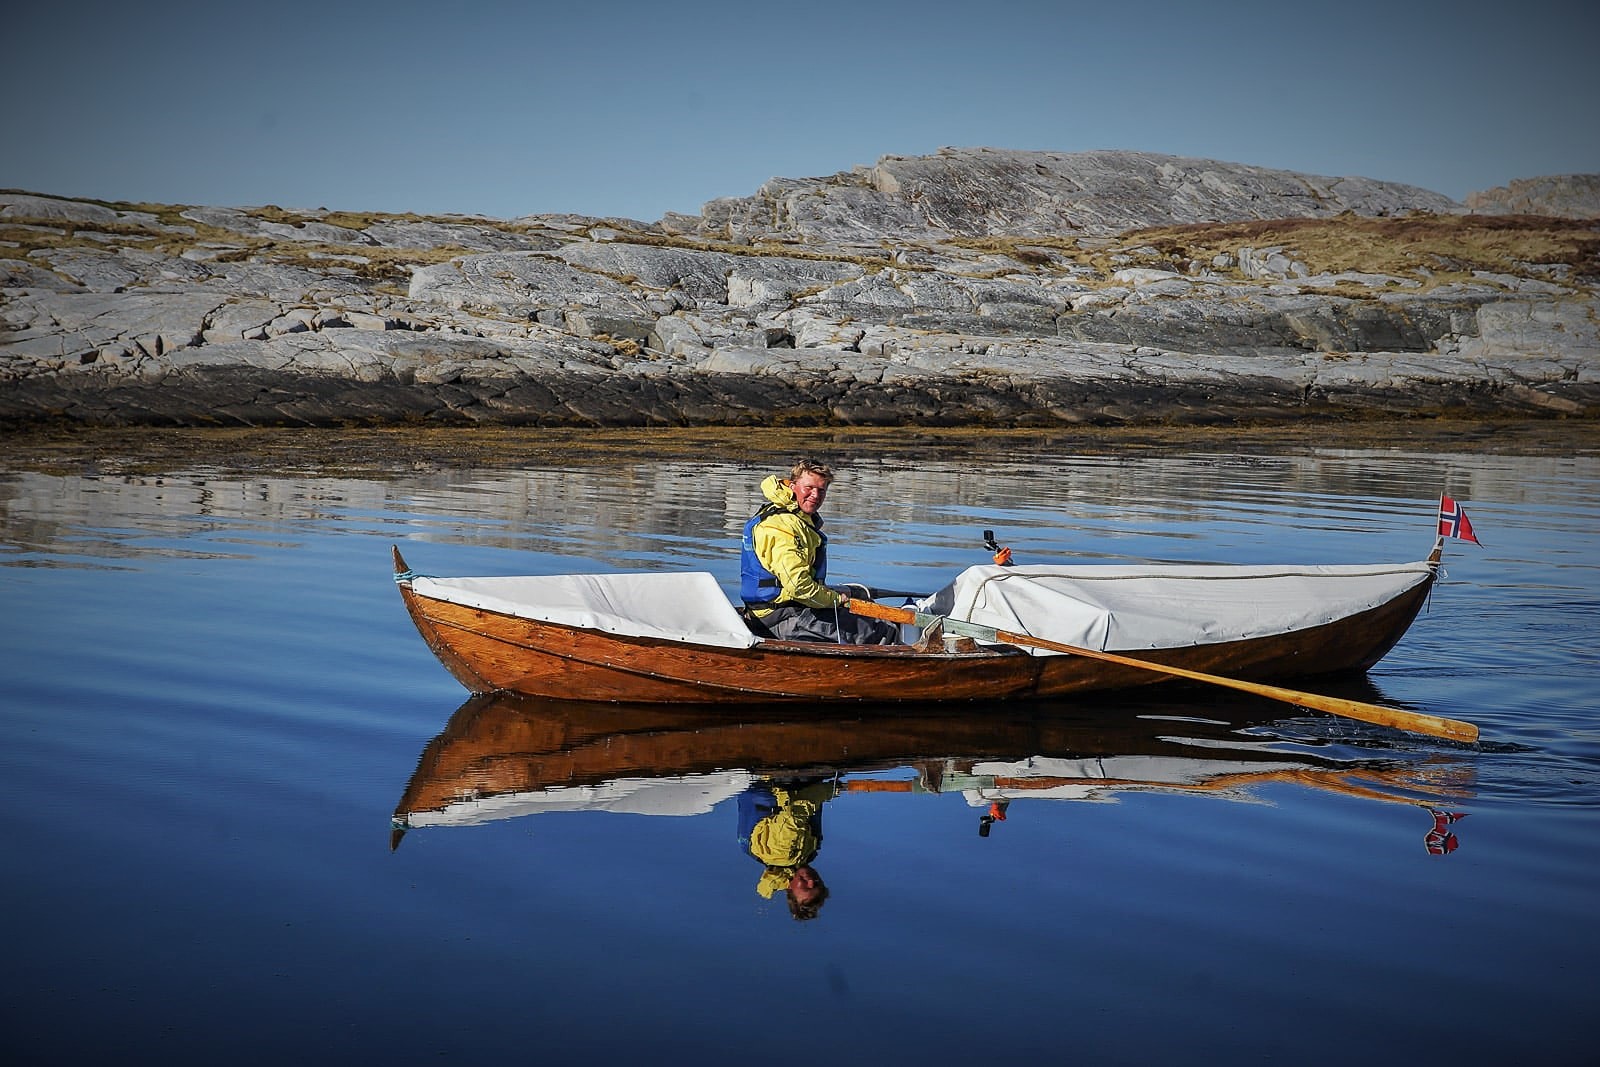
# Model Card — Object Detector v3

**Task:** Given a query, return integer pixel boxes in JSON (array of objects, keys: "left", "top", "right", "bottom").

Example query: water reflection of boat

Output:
[
  {"left": 391, "top": 692, "right": 1474, "bottom": 852},
  {"left": 391, "top": 545, "right": 1440, "bottom": 709}
]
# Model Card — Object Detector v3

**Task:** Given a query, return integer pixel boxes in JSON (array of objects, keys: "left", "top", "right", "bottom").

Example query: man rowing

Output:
[{"left": 739, "top": 459, "right": 900, "bottom": 644}]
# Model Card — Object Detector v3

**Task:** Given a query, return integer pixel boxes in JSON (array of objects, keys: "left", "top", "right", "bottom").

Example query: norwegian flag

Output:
[{"left": 1437, "top": 494, "right": 1482, "bottom": 545}]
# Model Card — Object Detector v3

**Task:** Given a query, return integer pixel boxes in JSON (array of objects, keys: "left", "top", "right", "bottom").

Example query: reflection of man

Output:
[{"left": 737, "top": 778, "right": 835, "bottom": 920}]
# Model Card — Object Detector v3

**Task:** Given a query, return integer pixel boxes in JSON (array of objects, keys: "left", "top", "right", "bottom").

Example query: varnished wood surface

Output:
[
  {"left": 392, "top": 692, "right": 1475, "bottom": 827},
  {"left": 396, "top": 578, "right": 1433, "bottom": 704},
  {"left": 391, "top": 543, "right": 1436, "bottom": 705}
]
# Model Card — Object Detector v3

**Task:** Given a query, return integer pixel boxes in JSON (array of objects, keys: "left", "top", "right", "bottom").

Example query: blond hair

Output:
[{"left": 791, "top": 458, "right": 835, "bottom": 483}]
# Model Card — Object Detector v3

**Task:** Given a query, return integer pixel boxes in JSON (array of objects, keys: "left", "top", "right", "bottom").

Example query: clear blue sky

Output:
[{"left": 6, "top": 0, "right": 1597, "bottom": 221}]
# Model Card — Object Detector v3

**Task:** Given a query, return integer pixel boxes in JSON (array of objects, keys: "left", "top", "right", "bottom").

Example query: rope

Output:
[{"left": 979, "top": 563, "right": 1431, "bottom": 585}]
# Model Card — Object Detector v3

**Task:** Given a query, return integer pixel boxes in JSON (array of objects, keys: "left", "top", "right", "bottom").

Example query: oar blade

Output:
[{"left": 842, "top": 598, "right": 1478, "bottom": 744}]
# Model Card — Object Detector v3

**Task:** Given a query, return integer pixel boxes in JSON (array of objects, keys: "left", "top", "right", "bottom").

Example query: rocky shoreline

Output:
[
  {"left": 8, "top": 419, "right": 1598, "bottom": 479},
  {"left": 3, "top": 149, "right": 1597, "bottom": 429}
]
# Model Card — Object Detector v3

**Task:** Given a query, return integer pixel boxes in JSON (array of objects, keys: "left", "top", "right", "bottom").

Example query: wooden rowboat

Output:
[
  {"left": 391, "top": 692, "right": 1474, "bottom": 850},
  {"left": 392, "top": 543, "right": 1442, "bottom": 708}
]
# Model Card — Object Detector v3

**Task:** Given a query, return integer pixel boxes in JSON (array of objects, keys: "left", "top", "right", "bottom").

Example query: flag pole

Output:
[{"left": 1440, "top": 489, "right": 1452, "bottom": 559}]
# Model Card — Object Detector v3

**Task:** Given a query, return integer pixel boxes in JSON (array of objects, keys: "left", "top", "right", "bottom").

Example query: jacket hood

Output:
[
  {"left": 761, "top": 474, "right": 797, "bottom": 510},
  {"left": 755, "top": 867, "right": 794, "bottom": 899}
]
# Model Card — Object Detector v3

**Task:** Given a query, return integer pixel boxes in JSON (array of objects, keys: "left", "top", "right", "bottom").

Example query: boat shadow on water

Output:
[{"left": 391, "top": 685, "right": 1477, "bottom": 896}]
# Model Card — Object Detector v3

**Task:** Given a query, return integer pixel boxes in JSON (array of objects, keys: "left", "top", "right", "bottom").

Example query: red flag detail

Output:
[{"left": 1437, "top": 495, "right": 1482, "bottom": 545}]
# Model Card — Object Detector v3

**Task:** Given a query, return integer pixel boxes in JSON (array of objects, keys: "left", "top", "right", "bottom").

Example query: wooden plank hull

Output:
[
  {"left": 399, "top": 584, "right": 1041, "bottom": 701},
  {"left": 395, "top": 560, "right": 1435, "bottom": 705},
  {"left": 393, "top": 694, "right": 1302, "bottom": 818},
  {"left": 392, "top": 692, "right": 1475, "bottom": 842}
]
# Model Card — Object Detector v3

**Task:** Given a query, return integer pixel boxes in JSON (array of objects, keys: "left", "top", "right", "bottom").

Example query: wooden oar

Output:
[{"left": 844, "top": 599, "right": 1479, "bottom": 743}]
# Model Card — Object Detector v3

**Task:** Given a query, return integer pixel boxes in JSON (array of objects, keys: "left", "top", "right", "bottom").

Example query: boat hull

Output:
[
  {"left": 395, "top": 564, "right": 1435, "bottom": 704},
  {"left": 391, "top": 692, "right": 1475, "bottom": 844}
]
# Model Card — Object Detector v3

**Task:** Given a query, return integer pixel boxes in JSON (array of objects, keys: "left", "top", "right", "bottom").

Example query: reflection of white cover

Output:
[
  {"left": 960, "top": 755, "right": 1310, "bottom": 805},
  {"left": 916, "top": 562, "right": 1433, "bottom": 655},
  {"left": 413, "top": 571, "right": 758, "bottom": 648},
  {"left": 404, "top": 771, "right": 755, "bottom": 827}
]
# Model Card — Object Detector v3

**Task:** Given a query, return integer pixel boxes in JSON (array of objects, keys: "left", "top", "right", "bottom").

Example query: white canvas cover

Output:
[
  {"left": 915, "top": 561, "right": 1433, "bottom": 656},
  {"left": 412, "top": 571, "right": 759, "bottom": 649},
  {"left": 402, "top": 771, "right": 754, "bottom": 827}
]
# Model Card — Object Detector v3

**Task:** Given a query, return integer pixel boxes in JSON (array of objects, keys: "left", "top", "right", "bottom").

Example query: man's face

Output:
[
  {"left": 791, "top": 472, "right": 830, "bottom": 516},
  {"left": 789, "top": 865, "right": 824, "bottom": 905}
]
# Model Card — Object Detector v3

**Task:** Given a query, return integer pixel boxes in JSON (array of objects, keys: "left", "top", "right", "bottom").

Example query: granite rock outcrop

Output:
[{"left": 3, "top": 148, "right": 1596, "bottom": 428}]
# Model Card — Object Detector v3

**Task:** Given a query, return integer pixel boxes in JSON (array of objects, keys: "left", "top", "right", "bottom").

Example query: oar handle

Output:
[
  {"left": 845, "top": 599, "right": 930, "bottom": 625},
  {"left": 842, "top": 780, "right": 916, "bottom": 793},
  {"left": 843, "top": 599, "right": 1479, "bottom": 744}
]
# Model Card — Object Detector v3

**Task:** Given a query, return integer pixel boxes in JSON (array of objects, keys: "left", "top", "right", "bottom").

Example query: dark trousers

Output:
[{"left": 746, "top": 602, "right": 901, "bottom": 645}]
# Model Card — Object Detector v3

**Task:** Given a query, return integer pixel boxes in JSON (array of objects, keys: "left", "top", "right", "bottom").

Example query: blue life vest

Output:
[
  {"left": 740, "top": 505, "right": 828, "bottom": 605},
  {"left": 737, "top": 786, "right": 779, "bottom": 862}
]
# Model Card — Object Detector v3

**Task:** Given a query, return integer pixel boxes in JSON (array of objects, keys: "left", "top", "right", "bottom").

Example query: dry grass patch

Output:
[
  {"left": 243, "top": 205, "right": 479, "bottom": 231},
  {"left": 0, "top": 214, "right": 182, "bottom": 255},
  {"left": 592, "top": 334, "right": 642, "bottom": 355},
  {"left": 1124, "top": 213, "right": 1600, "bottom": 283},
  {"left": 0, "top": 196, "right": 475, "bottom": 286},
  {"left": 258, "top": 242, "right": 476, "bottom": 283},
  {"left": 951, "top": 214, "right": 1600, "bottom": 288},
  {"left": 610, "top": 230, "right": 912, "bottom": 273}
]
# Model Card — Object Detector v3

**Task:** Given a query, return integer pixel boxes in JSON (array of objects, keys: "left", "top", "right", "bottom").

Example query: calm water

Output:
[{"left": 3, "top": 435, "right": 1598, "bottom": 1064}]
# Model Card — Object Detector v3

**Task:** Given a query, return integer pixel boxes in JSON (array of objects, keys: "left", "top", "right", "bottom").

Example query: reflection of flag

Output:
[
  {"left": 1425, "top": 809, "right": 1468, "bottom": 856},
  {"left": 1437, "top": 495, "right": 1482, "bottom": 545}
]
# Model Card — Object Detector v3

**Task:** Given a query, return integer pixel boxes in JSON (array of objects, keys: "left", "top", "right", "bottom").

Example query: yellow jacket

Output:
[
  {"left": 749, "top": 475, "right": 841, "bottom": 611},
  {"left": 748, "top": 781, "right": 832, "bottom": 897}
]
